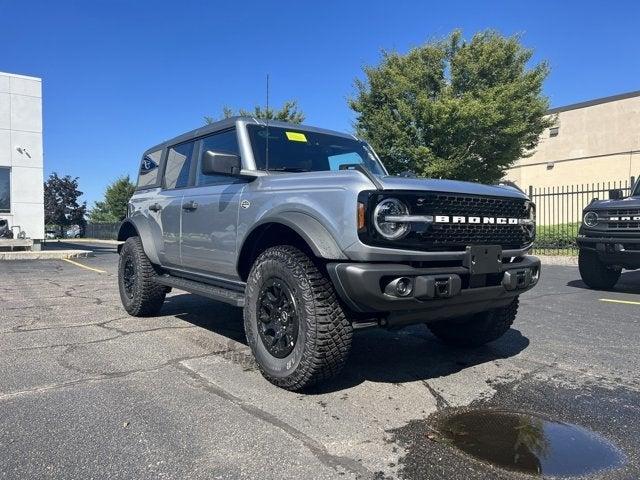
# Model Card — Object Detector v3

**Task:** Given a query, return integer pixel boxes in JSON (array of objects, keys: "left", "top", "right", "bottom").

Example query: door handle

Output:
[
  {"left": 182, "top": 200, "right": 198, "bottom": 211},
  {"left": 148, "top": 203, "right": 162, "bottom": 212}
]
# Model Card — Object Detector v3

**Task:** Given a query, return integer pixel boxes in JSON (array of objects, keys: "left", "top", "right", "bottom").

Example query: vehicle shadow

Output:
[
  {"left": 567, "top": 269, "right": 640, "bottom": 294},
  {"left": 313, "top": 326, "right": 529, "bottom": 394},
  {"left": 160, "top": 293, "right": 530, "bottom": 393},
  {"left": 161, "top": 293, "right": 247, "bottom": 344}
]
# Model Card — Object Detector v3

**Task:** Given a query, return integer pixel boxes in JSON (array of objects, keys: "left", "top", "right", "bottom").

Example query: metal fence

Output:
[
  {"left": 530, "top": 179, "right": 633, "bottom": 255},
  {"left": 84, "top": 222, "right": 120, "bottom": 240}
]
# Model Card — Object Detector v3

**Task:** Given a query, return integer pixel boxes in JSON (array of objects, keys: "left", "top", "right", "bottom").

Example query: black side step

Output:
[{"left": 156, "top": 274, "right": 245, "bottom": 307}]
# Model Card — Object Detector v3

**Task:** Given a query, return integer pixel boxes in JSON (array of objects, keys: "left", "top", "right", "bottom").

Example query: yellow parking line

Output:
[
  {"left": 62, "top": 258, "right": 106, "bottom": 274},
  {"left": 599, "top": 298, "right": 640, "bottom": 306}
]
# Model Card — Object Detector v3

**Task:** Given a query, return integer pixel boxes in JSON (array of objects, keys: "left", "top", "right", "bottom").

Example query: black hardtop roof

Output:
[{"left": 142, "top": 116, "right": 358, "bottom": 157}]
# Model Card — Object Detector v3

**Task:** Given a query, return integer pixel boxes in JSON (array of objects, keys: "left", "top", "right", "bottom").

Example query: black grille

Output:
[
  {"left": 416, "top": 193, "right": 529, "bottom": 218},
  {"left": 412, "top": 193, "right": 532, "bottom": 250},
  {"left": 606, "top": 209, "right": 640, "bottom": 216},
  {"left": 360, "top": 191, "right": 534, "bottom": 252},
  {"left": 605, "top": 209, "right": 640, "bottom": 230},
  {"left": 418, "top": 223, "right": 530, "bottom": 250}
]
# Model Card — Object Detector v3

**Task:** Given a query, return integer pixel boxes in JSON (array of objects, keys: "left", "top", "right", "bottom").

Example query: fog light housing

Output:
[{"left": 384, "top": 277, "right": 414, "bottom": 297}]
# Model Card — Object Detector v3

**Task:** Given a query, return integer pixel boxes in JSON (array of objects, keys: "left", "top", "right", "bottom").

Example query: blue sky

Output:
[{"left": 1, "top": 0, "right": 639, "bottom": 206}]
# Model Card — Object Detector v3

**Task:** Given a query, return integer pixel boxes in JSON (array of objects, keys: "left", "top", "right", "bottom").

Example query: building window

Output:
[
  {"left": 0, "top": 168, "right": 9, "bottom": 213},
  {"left": 549, "top": 126, "right": 559, "bottom": 137}
]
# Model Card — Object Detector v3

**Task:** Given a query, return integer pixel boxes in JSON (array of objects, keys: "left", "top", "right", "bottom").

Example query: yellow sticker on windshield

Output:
[{"left": 285, "top": 131, "right": 307, "bottom": 142}]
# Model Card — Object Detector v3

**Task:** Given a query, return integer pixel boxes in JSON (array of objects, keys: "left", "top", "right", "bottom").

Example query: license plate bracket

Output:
[{"left": 464, "top": 245, "right": 502, "bottom": 275}]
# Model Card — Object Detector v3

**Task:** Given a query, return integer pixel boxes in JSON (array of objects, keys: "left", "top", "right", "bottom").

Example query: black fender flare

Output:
[
  {"left": 246, "top": 212, "right": 347, "bottom": 260},
  {"left": 117, "top": 218, "right": 161, "bottom": 265}
]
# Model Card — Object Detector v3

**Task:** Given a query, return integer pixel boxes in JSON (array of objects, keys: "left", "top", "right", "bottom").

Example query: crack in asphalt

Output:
[
  {"left": 0, "top": 351, "right": 220, "bottom": 401},
  {"left": 421, "top": 381, "right": 450, "bottom": 411},
  {"left": 176, "top": 361, "right": 372, "bottom": 479},
  {"left": 4, "top": 324, "right": 201, "bottom": 352}
]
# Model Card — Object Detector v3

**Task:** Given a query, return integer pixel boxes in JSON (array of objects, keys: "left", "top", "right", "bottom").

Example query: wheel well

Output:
[
  {"left": 117, "top": 221, "right": 138, "bottom": 242},
  {"left": 237, "top": 223, "right": 315, "bottom": 281}
]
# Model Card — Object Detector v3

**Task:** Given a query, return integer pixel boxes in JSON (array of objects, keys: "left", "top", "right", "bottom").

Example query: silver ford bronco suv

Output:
[{"left": 117, "top": 117, "right": 540, "bottom": 391}]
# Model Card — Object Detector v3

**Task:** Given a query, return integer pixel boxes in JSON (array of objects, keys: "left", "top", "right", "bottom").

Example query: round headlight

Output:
[
  {"left": 373, "top": 198, "right": 410, "bottom": 240},
  {"left": 583, "top": 211, "right": 598, "bottom": 227}
]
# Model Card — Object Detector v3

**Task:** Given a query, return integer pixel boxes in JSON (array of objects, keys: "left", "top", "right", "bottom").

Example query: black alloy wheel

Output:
[
  {"left": 122, "top": 256, "right": 137, "bottom": 299},
  {"left": 256, "top": 277, "right": 299, "bottom": 358}
]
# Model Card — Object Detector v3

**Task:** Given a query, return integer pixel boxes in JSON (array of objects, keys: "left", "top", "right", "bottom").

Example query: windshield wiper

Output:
[{"left": 267, "top": 167, "right": 310, "bottom": 172}]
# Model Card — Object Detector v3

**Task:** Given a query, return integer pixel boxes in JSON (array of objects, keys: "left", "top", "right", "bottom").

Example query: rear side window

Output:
[
  {"left": 137, "top": 150, "right": 162, "bottom": 189},
  {"left": 197, "top": 129, "right": 240, "bottom": 186},
  {"left": 164, "top": 141, "right": 196, "bottom": 189}
]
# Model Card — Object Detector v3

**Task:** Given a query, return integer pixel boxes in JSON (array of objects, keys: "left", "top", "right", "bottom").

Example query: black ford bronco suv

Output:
[
  {"left": 117, "top": 117, "right": 540, "bottom": 391},
  {"left": 578, "top": 184, "right": 640, "bottom": 289}
]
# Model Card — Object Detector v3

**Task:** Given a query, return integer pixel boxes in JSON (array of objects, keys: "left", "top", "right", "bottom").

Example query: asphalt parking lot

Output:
[{"left": 1, "top": 242, "right": 639, "bottom": 479}]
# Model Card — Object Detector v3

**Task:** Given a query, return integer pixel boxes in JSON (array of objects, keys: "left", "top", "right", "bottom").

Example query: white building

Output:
[{"left": 0, "top": 71, "right": 44, "bottom": 248}]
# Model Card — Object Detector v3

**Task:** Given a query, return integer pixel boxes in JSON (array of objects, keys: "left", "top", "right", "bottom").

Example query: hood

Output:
[
  {"left": 586, "top": 196, "right": 640, "bottom": 211},
  {"left": 258, "top": 170, "right": 528, "bottom": 199},
  {"left": 377, "top": 176, "right": 528, "bottom": 199}
]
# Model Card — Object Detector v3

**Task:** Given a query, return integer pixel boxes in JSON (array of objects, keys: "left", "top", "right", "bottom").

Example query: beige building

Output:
[{"left": 505, "top": 90, "right": 640, "bottom": 191}]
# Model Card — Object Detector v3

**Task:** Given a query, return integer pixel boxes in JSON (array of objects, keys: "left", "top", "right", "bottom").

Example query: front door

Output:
[{"left": 180, "top": 129, "right": 246, "bottom": 278}]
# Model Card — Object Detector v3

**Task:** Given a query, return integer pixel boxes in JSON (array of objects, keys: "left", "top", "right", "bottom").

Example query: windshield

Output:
[{"left": 247, "top": 125, "right": 386, "bottom": 175}]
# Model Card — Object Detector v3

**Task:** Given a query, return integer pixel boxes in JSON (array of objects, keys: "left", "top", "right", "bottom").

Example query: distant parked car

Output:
[
  {"left": 578, "top": 184, "right": 640, "bottom": 289},
  {"left": 65, "top": 226, "right": 82, "bottom": 238},
  {"left": 45, "top": 230, "right": 58, "bottom": 239}
]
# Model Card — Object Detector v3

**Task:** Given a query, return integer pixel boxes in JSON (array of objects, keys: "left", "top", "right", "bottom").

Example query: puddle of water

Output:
[{"left": 438, "top": 409, "right": 625, "bottom": 476}]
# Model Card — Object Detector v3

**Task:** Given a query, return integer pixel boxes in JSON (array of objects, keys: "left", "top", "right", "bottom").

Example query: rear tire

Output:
[
  {"left": 244, "top": 245, "right": 353, "bottom": 391},
  {"left": 118, "top": 236, "right": 166, "bottom": 316},
  {"left": 427, "top": 297, "right": 519, "bottom": 347},
  {"left": 578, "top": 249, "right": 621, "bottom": 290}
]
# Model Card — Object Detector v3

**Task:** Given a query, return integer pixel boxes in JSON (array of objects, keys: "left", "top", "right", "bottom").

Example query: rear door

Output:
[
  {"left": 180, "top": 129, "right": 246, "bottom": 278},
  {"left": 155, "top": 140, "right": 197, "bottom": 267}
]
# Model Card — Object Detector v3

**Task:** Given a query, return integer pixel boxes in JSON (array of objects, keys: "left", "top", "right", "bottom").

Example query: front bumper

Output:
[
  {"left": 326, "top": 255, "right": 540, "bottom": 328},
  {"left": 577, "top": 234, "right": 640, "bottom": 267}
]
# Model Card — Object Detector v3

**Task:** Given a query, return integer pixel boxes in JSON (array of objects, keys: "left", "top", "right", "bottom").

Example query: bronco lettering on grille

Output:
[{"left": 434, "top": 215, "right": 521, "bottom": 225}]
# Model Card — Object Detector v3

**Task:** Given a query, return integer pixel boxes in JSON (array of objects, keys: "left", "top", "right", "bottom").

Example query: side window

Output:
[
  {"left": 164, "top": 141, "right": 196, "bottom": 189},
  {"left": 197, "top": 129, "right": 240, "bottom": 186},
  {"left": 137, "top": 149, "right": 162, "bottom": 188}
]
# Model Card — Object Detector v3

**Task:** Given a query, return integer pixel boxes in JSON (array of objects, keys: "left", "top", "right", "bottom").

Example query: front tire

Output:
[
  {"left": 118, "top": 236, "right": 166, "bottom": 316},
  {"left": 244, "top": 246, "right": 353, "bottom": 391},
  {"left": 578, "top": 249, "right": 621, "bottom": 290},
  {"left": 427, "top": 297, "right": 519, "bottom": 347}
]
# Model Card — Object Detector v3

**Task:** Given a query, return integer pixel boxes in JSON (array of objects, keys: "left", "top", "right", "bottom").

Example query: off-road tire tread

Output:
[
  {"left": 118, "top": 236, "right": 166, "bottom": 316},
  {"left": 427, "top": 297, "right": 519, "bottom": 347},
  {"left": 578, "top": 249, "right": 621, "bottom": 290},
  {"left": 245, "top": 245, "right": 353, "bottom": 391}
]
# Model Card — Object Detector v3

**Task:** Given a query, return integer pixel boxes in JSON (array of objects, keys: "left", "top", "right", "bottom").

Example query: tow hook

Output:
[{"left": 502, "top": 267, "right": 538, "bottom": 291}]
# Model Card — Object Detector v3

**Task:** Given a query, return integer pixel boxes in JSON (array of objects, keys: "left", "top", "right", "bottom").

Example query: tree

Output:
[
  {"left": 350, "top": 30, "right": 554, "bottom": 183},
  {"left": 88, "top": 176, "right": 136, "bottom": 223},
  {"left": 204, "top": 100, "right": 305, "bottom": 125},
  {"left": 44, "top": 173, "right": 87, "bottom": 233}
]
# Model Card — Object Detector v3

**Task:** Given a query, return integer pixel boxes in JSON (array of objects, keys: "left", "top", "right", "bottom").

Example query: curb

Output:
[
  {"left": 538, "top": 255, "right": 578, "bottom": 266},
  {"left": 0, "top": 250, "right": 94, "bottom": 260},
  {"left": 47, "top": 239, "right": 122, "bottom": 245}
]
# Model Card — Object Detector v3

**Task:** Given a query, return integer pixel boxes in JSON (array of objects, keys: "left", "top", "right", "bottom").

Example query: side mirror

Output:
[
  {"left": 609, "top": 188, "right": 624, "bottom": 200},
  {"left": 202, "top": 150, "right": 241, "bottom": 176}
]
